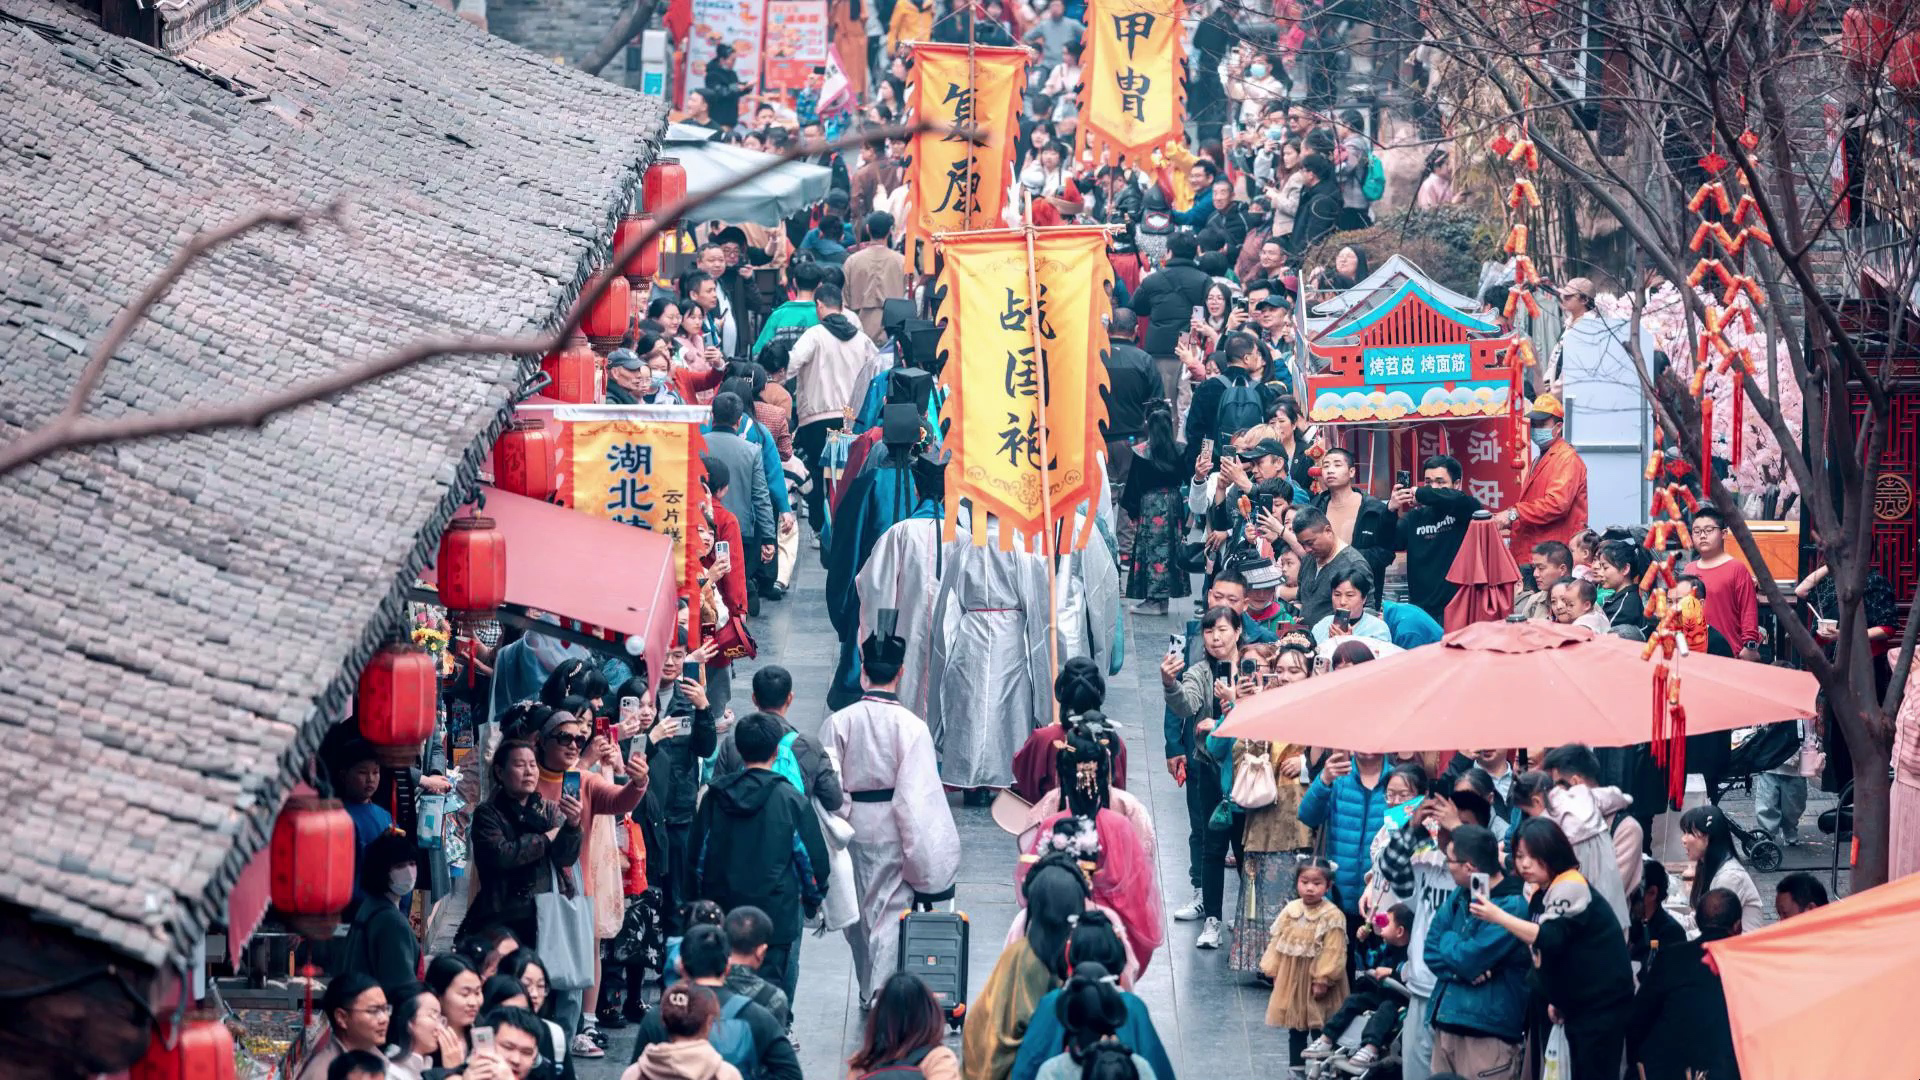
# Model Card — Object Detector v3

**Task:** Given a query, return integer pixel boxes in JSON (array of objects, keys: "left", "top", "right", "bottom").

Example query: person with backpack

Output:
[
  {"left": 624, "top": 925, "right": 800, "bottom": 1080},
  {"left": 823, "top": 625, "right": 962, "bottom": 1006},
  {"left": 721, "top": 906, "right": 790, "bottom": 1028},
  {"left": 690, "top": 712, "right": 832, "bottom": 1002},
  {"left": 622, "top": 982, "right": 742, "bottom": 1080},
  {"left": 1335, "top": 110, "right": 1379, "bottom": 231},
  {"left": 1126, "top": 231, "right": 1214, "bottom": 426},
  {"left": 1182, "top": 331, "right": 1279, "bottom": 473},
  {"left": 709, "top": 666, "right": 844, "bottom": 812},
  {"left": 846, "top": 973, "right": 962, "bottom": 1080}
]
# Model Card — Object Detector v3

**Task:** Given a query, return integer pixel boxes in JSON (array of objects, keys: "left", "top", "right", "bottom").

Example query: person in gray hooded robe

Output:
[{"left": 926, "top": 509, "right": 1058, "bottom": 791}]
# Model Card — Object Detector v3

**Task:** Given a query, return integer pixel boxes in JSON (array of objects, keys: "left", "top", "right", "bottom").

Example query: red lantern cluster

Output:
[
  {"left": 1842, "top": 6, "right": 1897, "bottom": 70},
  {"left": 614, "top": 213, "right": 660, "bottom": 286},
  {"left": 356, "top": 642, "right": 436, "bottom": 766},
  {"left": 583, "top": 270, "right": 632, "bottom": 352},
  {"left": 269, "top": 796, "right": 355, "bottom": 939},
  {"left": 644, "top": 158, "right": 687, "bottom": 224},
  {"left": 541, "top": 331, "right": 603, "bottom": 404},
  {"left": 494, "top": 418, "right": 558, "bottom": 499},
  {"left": 130, "top": 1015, "right": 237, "bottom": 1080},
  {"left": 437, "top": 513, "right": 508, "bottom": 616}
]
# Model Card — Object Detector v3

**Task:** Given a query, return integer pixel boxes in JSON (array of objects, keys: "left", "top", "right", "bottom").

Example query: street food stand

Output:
[{"left": 1300, "top": 256, "right": 1525, "bottom": 511}]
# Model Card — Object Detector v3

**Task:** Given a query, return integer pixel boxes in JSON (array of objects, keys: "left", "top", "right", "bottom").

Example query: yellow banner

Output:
[
  {"left": 903, "top": 42, "right": 1027, "bottom": 274},
  {"left": 565, "top": 418, "right": 709, "bottom": 592},
  {"left": 1079, "top": 0, "right": 1186, "bottom": 167},
  {"left": 935, "top": 227, "right": 1113, "bottom": 553}
]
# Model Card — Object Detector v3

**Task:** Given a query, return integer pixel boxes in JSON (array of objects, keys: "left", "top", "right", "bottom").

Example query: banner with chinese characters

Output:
[
  {"left": 935, "top": 227, "right": 1113, "bottom": 553},
  {"left": 903, "top": 42, "right": 1027, "bottom": 274},
  {"left": 1393, "top": 420, "right": 1523, "bottom": 512},
  {"left": 762, "top": 0, "right": 828, "bottom": 90},
  {"left": 1078, "top": 0, "right": 1186, "bottom": 166},
  {"left": 554, "top": 408, "right": 710, "bottom": 604}
]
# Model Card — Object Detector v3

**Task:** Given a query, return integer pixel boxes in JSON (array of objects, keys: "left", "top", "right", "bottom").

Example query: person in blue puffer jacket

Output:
[{"left": 1297, "top": 749, "right": 1389, "bottom": 915}]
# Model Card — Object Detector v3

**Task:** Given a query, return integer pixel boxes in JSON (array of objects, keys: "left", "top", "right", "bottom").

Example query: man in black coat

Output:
[
  {"left": 1391, "top": 452, "right": 1484, "bottom": 623},
  {"left": 1288, "top": 153, "right": 1342, "bottom": 255},
  {"left": 704, "top": 44, "right": 746, "bottom": 130},
  {"left": 1627, "top": 888, "right": 1743, "bottom": 1080},
  {"left": 1128, "top": 230, "right": 1213, "bottom": 415},
  {"left": 691, "top": 711, "right": 830, "bottom": 1000},
  {"left": 1099, "top": 309, "right": 1165, "bottom": 487}
]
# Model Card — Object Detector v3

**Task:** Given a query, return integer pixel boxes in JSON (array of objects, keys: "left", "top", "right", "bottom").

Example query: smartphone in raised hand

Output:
[
  {"left": 561, "top": 770, "right": 582, "bottom": 802},
  {"left": 1470, "top": 872, "right": 1491, "bottom": 904}
]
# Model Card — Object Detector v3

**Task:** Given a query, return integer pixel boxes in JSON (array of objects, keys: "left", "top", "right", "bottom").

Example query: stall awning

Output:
[
  {"left": 423, "top": 487, "right": 681, "bottom": 685},
  {"left": 1707, "top": 872, "right": 1920, "bottom": 1080}
]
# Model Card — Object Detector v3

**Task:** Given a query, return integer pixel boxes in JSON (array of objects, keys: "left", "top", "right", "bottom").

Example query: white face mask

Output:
[
  {"left": 389, "top": 866, "right": 418, "bottom": 898},
  {"left": 1530, "top": 426, "right": 1555, "bottom": 449}
]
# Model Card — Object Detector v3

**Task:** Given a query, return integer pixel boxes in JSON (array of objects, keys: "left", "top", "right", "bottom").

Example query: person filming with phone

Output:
[
  {"left": 1423, "top": 824, "right": 1530, "bottom": 1080},
  {"left": 1162, "top": 604, "right": 1250, "bottom": 949}
]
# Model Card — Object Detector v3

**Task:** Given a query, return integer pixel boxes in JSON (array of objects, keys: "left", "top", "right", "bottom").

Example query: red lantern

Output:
[
  {"left": 356, "top": 642, "right": 436, "bottom": 766},
  {"left": 269, "top": 796, "right": 355, "bottom": 939},
  {"left": 1890, "top": 32, "right": 1920, "bottom": 91},
  {"left": 1842, "top": 6, "right": 1896, "bottom": 70},
  {"left": 493, "top": 418, "right": 558, "bottom": 499},
  {"left": 583, "top": 270, "right": 631, "bottom": 352},
  {"left": 130, "top": 1015, "right": 237, "bottom": 1080},
  {"left": 615, "top": 213, "right": 660, "bottom": 286},
  {"left": 644, "top": 157, "right": 687, "bottom": 220},
  {"left": 541, "top": 331, "right": 602, "bottom": 404},
  {"left": 1771, "top": 0, "right": 1807, "bottom": 17},
  {"left": 437, "top": 513, "right": 508, "bottom": 615}
]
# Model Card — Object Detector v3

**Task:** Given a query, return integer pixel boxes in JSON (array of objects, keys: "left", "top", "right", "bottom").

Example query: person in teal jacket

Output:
[
  {"left": 751, "top": 262, "right": 824, "bottom": 355},
  {"left": 1010, "top": 914, "right": 1175, "bottom": 1080},
  {"left": 1297, "top": 750, "right": 1390, "bottom": 914},
  {"left": 1427, "top": 824, "right": 1531, "bottom": 1059}
]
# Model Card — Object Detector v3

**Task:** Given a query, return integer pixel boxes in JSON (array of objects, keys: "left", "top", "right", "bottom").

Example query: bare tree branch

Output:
[
  {"left": 577, "top": 0, "right": 660, "bottom": 77},
  {"left": 0, "top": 121, "right": 953, "bottom": 480}
]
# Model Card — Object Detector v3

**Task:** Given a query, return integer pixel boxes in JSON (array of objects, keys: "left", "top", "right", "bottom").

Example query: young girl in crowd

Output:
[
  {"left": 425, "top": 955, "right": 483, "bottom": 1063},
  {"left": 1570, "top": 529, "right": 1599, "bottom": 581},
  {"left": 1229, "top": 637, "right": 1315, "bottom": 975},
  {"left": 1680, "top": 805, "right": 1766, "bottom": 933},
  {"left": 625, "top": 982, "right": 743, "bottom": 1080},
  {"left": 1031, "top": 969, "right": 1161, "bottom": 1080},
  {"left": 1259, "top": 858, "right": 1349, "bottom": 1065}
]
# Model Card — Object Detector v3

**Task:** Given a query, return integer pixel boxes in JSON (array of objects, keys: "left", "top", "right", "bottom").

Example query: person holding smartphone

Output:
[
  {"left": 1421, "top": 824, "right": 1530, "bottom": 1080},
  {"left": 1390, "top": 453, "right": 1483, "bottom": 624},
  {"left": 1162, "top": 604, "right": 1249, "bottom": 949}
]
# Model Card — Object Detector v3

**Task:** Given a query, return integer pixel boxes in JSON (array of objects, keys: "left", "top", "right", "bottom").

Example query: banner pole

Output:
[
  {"left": 964, "top": 32, "right": 978, "bottom": 233},
  {"left": 1021, "top": 202, "right": 1060, "bottom": 681}
]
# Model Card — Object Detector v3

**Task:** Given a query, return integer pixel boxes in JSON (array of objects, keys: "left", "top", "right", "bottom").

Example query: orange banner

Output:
[
  {"left": 935, "top": 227, "right": 1113, "bottom": 553},
  {"left": 1078, "top": 0, "right": 1186, "bottom": 166},
  {"left": 903, "top": 42, "right": 1027, "bottom": 274}
]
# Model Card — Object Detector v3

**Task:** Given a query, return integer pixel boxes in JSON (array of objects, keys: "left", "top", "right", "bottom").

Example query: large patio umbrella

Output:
[
  {"left": 1442, "top": 512, "right": 1522, "bottom": 631},
  {"left": 662, "top": 123, "right": 832, "bottom": 225},
  {"left": 1214, "top": 619, "right": 1817, "bottom": 752},
  {"left": 1705, "top": 872, "right": 1920, "bottom": 1080}
]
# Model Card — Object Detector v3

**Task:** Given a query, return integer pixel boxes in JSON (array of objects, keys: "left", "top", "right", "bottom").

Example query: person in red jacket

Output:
[{"left": 1503, "top": 392, "right": 1588, "bottom": 561}]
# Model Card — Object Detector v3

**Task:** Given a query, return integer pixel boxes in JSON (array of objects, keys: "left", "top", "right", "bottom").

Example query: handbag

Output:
[
  {"left": 710, "top": 614, "right": 758, "bottom": 661},
  {"left": 535, "top": 856, "right": 598, "bottom": 991},
  {"left": 1231, "top": 743, "right": 1279, "bottom": 810}
]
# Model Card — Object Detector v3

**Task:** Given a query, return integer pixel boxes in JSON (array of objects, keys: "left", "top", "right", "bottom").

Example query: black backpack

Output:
[
  {"left": 856, "top": 1045, "right": 934, "bottom": 1080},
  {"left": 1213, "top": 374, "right": 1265, "bottom": 445}
]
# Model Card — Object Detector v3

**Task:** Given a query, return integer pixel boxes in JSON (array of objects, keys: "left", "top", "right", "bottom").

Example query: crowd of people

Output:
[{"left": 281, "top": 4, "right": 1855, "bottom": 1080}]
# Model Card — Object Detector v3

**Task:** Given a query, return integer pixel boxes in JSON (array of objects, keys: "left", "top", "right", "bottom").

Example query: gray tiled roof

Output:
[{"left": 0, "top": 0, "right": 663, "bottom": 967}]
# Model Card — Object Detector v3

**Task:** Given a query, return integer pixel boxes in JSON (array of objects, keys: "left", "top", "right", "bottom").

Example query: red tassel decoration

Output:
[
  {"left": 1729, "top": 370, "right": 1745, "bottom": 472},
  {"left": 1651, "top": 662, "right": 1671, "bottom": 763},
  {"left": 1666, "top": 701, "right": 1689, "bottom": 805},
  {"left": 1700, "top": 394, "right": 1715, "bottom": 489}
]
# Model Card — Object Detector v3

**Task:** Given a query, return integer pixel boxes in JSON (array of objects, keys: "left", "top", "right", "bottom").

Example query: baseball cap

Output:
[
  {"left": 607, "top": 348, "right": 646, "bottom": 370},
  {"left": 1238, "top": 437, "right": 1288, "bottom": 460},
  {"left": 1558, "top": 277, "right": 1595, "bottom": 303},
  {"left": 1528, "top": 392, "right": 1566, "bottom": 422}
]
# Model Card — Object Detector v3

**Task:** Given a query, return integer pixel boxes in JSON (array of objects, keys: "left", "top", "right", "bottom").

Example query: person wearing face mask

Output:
[
  {"left": 1501, "top": 392, "right": 1588, "bottom": 562},
  {"left": 339, "top": 830, "right": 426, "bottom": 989}
]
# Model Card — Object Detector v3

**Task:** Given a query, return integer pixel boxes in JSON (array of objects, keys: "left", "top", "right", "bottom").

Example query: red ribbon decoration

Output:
[{"left": 1700, "top": 393, "right": 1715, "bottom": 488}]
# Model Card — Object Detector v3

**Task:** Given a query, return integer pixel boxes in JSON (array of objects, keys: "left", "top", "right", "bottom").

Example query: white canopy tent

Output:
[{"left": 660, "top": 123, "right": 831, "bottom": 226}]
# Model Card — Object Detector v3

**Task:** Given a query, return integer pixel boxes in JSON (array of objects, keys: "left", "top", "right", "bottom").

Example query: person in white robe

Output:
[
  {"left": 855, "top": 513, "right": 945, "bottom": 720},
  {"left": 823, "top": 625, "right": 962, "bottom": 1003},
  {"left": 1054, "top": 489, "right": 1125, "bottom": 677},
  {"left": 927, "top": 511, "right": 1055, "bottom": 790}
]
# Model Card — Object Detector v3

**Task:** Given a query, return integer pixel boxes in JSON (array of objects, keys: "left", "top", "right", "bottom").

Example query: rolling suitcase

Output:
[{"left": 898, "top": 898, "right": 969, "bottom": 1027}]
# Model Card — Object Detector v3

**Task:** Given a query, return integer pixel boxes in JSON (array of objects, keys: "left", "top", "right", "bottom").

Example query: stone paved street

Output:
[{"left": 577, "top": 545, "right": 1846, "bottom": 1079}]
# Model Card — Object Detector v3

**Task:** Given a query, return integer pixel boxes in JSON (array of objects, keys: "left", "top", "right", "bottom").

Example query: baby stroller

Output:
[
  {"left": 1303, "top": 973, "right": 1409, "bottom": 1080},
  {"left": 1704, "top": 722, "right": 1800, "bottom": 873}
]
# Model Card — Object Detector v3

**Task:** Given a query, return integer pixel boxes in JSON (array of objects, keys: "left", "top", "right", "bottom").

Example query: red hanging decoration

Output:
[
  {"left": 269, "top": 796, "right": 356, "bottom": 938},
  {"left": 437, "top": 513, "right": 509, "bottom": 616},
  {"left": 1651, "top": 661, "right": 1671, "bottom": 761},
  {"left": 582, "top": 270, "right": 632, "bottom": 352},
  {"left": 1665, "top": 703, "right": 1690, "bottom": 805},
  {"left": 643, "top": 157, "right": 688, "bottom": 220},
  {"left": 1700, "top": 393, "right": 1715, "bottom": 488},
  {"left": 614, "top": 213, "right": 660, "bottom": 286},
  {"left": 540, "top": 331, "right": 603, "bottom": 404},
  {"left": 493, "top": 418, "right": 558, "bottom": 500},
  {"left": 355, "top": 643, "right": 437, "bottom": 766},
  {"left": 130, "top": 1015, "right": 237, "bottom": 1080},
  {"left": 1729, "top": 370, "right": 1745, "bottom": 471}
]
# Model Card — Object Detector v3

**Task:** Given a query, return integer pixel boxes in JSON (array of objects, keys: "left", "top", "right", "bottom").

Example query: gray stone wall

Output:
[{"left": 488, "top": 0, "right": 641, "bottom": 87}]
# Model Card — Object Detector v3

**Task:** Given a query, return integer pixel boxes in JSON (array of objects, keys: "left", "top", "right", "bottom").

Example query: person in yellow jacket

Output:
[{"left": 889, "top": 0, "right": 935, "bottom": 54}]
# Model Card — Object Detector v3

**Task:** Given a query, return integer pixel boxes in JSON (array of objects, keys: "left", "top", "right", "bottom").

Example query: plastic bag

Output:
[{"left": 1540, "top": 1023, "right": 1571, "bottom": 1080}]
